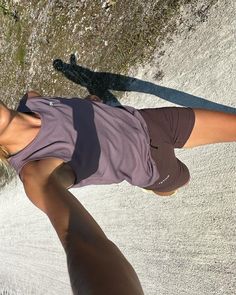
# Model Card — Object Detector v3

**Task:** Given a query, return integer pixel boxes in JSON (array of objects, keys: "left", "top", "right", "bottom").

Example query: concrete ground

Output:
[{"left": 0, "top": 0, "right": 235, "bottom": 294}]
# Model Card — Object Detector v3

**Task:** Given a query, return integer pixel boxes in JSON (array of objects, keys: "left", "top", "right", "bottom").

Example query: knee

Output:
[
  {"left": 153, "top": 189, "right": 178, "bottom": 196},
  {"left": 152, "top": 178, "right": 190, "bottom": 196}
]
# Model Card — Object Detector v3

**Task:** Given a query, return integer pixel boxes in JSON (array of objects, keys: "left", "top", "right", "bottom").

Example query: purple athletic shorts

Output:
[{"left": 138, "top": 107, "right": 195, "bottom": 192}]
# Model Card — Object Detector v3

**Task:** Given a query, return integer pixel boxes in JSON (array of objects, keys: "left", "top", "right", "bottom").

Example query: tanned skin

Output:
[{"left": 21, "top": 160, "right": 144, "bottom": 295}]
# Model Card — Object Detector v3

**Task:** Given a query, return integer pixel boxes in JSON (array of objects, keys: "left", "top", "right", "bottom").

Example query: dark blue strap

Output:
[{"left": 17, "top": 94, "right": 32, "bottom": 113}]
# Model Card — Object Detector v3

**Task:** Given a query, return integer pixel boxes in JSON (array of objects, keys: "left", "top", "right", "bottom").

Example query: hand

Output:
[
  {"left": 84, "top": 95, "right": 103, "bottom": 103},
  {"left": 26, "top": 90, "right": 42, "bottom": 99}
]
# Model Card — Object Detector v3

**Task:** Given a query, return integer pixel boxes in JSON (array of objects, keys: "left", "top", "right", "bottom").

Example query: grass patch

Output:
[{"left": 16, "top": 44, "right": 26, "bottom": 66}]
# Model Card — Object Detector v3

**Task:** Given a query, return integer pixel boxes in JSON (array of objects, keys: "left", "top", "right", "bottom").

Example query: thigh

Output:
[
  {"left": 138, "top": 107, "right": 194, "bottom": 191},
  {"left": 183, "top": 108, "right": 236, "bottom": 148}
]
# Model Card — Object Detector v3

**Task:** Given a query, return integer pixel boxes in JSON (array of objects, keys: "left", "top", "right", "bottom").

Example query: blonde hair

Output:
[
  {"left": 0, "top": 145, "right": 10, "bottom": 163},
  {"left": 0, "top": 146, "right": 15, "bottom": 188}
]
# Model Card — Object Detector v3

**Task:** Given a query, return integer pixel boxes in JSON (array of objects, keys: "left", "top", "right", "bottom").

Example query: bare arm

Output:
[{"left": 22, "top": 163, "right": 144, "bottom": 295}]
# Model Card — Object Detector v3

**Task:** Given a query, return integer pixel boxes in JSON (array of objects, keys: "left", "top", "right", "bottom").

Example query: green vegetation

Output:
[{"left": 16, "top": 44, "right": 26, "bottom": 66}]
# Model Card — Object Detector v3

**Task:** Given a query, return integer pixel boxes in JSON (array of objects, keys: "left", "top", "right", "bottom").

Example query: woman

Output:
[
  {"left": 2, "top": 91, "right": 236, "bottom": 195},
  {"left": 1, "top": 90, "right": 236, "bottom": 294}
]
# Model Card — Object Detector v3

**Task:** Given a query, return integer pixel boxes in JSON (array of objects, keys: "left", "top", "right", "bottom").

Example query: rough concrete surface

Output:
[{"left": 0, "top": 0, "right": 235, "bottom": 294}]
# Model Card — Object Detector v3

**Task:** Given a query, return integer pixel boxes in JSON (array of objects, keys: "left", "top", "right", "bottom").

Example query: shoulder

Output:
[
  {"left": 20, "top": 158, "right": 63, "bottom": 183},
  {"left": 21, "top": 158, "right": 76, "bottom": 189}
]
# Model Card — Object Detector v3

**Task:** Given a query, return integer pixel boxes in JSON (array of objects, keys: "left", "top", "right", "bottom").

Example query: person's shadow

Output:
[{"left": 53, "top": 54, "right": 236, "bottom": 113}]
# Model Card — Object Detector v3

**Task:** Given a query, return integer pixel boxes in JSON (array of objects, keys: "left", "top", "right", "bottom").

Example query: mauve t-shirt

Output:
[{"left": 9, "top": 96, "right": 160, "bottom": 188}]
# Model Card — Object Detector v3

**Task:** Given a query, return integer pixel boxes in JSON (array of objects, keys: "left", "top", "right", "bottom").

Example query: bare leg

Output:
[
  {"left": 153, "top": 179, "right": 190, "bottom": 196},
  {"left": 153, "top": 189, "right": 177, "bottom": 196},
  {"left": 183, "top": 109, "right": 236, "bottom": 148}
]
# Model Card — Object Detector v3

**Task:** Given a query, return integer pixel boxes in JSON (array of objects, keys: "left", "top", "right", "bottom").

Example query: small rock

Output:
[{"left": 102, "top": 0, "right": 116, "bottom": 10}]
